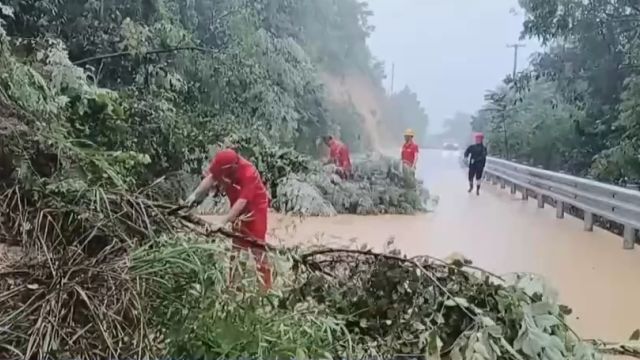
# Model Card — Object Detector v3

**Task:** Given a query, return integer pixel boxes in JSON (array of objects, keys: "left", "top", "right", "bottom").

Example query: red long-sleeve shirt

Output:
[
  {"left": 208, "top": 155, "right": 269, "bottom": 241},
  {"left": 328, "top": 139, "right": 352, "bottom": 172},
  {"left": 401, "top": 140, "right": 419, "bottom": 166}
]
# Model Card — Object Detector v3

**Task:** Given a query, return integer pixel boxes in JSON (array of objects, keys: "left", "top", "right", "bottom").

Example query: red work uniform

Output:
[
  {"left": 328, "top": 139, "right": 352, "bottom": 178},
  {"left": 401, "top": 140, "right": 419, "bottom": 167},
  {"left": 208, "top": 150, "right": 272, "bottom": 289}
]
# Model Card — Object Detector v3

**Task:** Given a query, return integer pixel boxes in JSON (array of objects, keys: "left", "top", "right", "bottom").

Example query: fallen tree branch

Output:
[
  {"left": 300, "top": 247, "right": 588, "bottom": 345},
  {"left": 586, "top": 339, "right": 640, "bottom": 358},
  {"left": 72, "top": 46, "right": 220, "bottom": 66},
  {"left": 302, "top": 247, "right": 503, "bottom": 280}
]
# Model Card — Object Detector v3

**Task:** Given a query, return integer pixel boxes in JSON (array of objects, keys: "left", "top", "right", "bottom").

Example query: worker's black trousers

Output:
[{"left": 468, "top": 163, "right": 485, "bottom": 183}]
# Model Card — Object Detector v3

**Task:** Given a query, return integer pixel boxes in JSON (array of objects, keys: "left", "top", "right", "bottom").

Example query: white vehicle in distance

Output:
[{"left": 442, "top": 142, "right": 459, "bottom": 151}]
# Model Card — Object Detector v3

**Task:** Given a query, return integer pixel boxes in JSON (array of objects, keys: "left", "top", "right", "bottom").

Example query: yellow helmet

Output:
[{"left": 403, "top": 128, "right": 415, "bottom": 137}]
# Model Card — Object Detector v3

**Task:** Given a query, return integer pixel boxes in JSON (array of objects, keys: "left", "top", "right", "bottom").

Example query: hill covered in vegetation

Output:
[{"left": 1, "top": 0, "right": 429, "bottom": 166}]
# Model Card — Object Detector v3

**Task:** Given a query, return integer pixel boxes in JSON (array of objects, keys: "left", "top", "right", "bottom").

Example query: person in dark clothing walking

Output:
[{"left": 464, "top": 133, "right": 487, "bottom": 195}]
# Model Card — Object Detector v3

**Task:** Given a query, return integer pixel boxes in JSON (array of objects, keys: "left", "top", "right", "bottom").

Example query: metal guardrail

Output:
[{"left": 484, "top": 157, "right": 640, "bottom": 250}]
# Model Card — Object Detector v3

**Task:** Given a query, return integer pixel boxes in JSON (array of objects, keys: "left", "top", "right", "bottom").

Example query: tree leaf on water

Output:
[{"left": 559, "top": 304, "right": 573, "bottom": 315}]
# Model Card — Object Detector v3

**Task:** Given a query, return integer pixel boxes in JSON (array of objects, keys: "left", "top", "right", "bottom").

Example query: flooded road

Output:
[{"left": 207, "top": 149, "right": 640, "bottom": 343}]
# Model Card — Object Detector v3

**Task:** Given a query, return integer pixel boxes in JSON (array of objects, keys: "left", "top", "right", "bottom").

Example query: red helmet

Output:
[
  {"left": 209, "top": 149, "right": 239, "bottom": 179},
  {"left": 474, "top": 132, "right": 484, "bottom": 141}
]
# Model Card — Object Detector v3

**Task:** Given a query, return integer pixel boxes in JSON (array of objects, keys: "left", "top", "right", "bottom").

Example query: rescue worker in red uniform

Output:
[
  {"left": 322, "top": 135, "right": 352, "bottom": 179},
  {"left": 401, "top": 128, "right": 419, "bottom": 169},
  {"left": 185, "top": 149, "right": 272, "bottom": 290}
]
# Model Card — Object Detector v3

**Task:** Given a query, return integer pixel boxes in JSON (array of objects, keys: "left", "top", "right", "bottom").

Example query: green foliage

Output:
[
  {"left": 2, "top": 0, "right": 386, "bottom": 159},
  {"left": 1, "top": 0, "right": 407, "bottom": 194},
  {"left": 2, "top": 0, "right": 329, "bottom": 170},
  {"left": 477, "top": 0, "right": 640, "bottom": 183},
  {"left": 132, "top": 235, "right": 351, "bottom": 359},
  {"left": 591, "top": 74, "right": 640, "bottom": 181},
  {"left": 474, "top": 81, "right": 586, "bottom": 172},
  {"left": 274, "top": 154, "right": 436, "bottom": 216},
  {"left": 274, "top": 174, "right": 338, "bottom": 216},
  {"left": 294, "top": 249, "right": 603, "bottom": 359}
]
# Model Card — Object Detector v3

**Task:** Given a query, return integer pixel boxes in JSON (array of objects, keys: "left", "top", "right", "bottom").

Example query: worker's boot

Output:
[
  {"left": 468, "top": 182, "right": 473, "bottom": 193},
  {"left": 476, "top": 184, "right": 481, "bottom": 196}
]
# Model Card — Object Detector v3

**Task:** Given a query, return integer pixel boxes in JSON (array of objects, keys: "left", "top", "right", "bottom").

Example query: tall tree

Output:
[
  {"left": 386, "top": 86, "right": 429, "bottom": 143},
  {"left": 475, "top": 0, "right": 640, "bottom": 182}
]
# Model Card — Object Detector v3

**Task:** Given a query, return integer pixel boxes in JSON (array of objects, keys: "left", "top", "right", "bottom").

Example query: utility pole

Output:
[
  {"left": 506, "top": 43, "right": 525, "bottom": 80},
  {"left": 390, "top": 62, "right": 395, "bottom": 94},
  {"left": 501, "top": 110, "right": 510, "bottom": 159},
  {"left": 500, "top": 43, "right": 524, "bottom": 159}
]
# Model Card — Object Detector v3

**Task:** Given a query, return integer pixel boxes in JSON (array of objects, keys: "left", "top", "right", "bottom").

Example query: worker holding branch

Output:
[
  {"left": 322, "top": 135, "right": 352, "bottom": 179},
  {"left": 185, "top": 148, "right": 272, "bottom": 290}
]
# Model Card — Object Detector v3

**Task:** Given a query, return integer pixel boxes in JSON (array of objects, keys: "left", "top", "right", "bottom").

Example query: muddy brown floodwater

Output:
[{"left": 202, "top": 149, "right": 640, "bottom": 349}]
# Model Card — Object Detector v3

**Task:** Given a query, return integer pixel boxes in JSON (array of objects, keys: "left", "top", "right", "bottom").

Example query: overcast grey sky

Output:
[{"left": 365, "top": 0, "right": 540, "bottom": 132}]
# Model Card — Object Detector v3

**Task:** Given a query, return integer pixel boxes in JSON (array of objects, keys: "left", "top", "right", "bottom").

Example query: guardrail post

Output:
[
  {"left": 537, "top": 195, "right": 544, "bottom": 209},
  {"left": 584, "top": 212, "right": 594, "bottom": 231},
  {"left": 555, "top": 201, "right": 564, "bottom": 219},
  {"left": 487, "top": 156, "right": 640, "bottom": 248},
  {"left": 623, "top": 225, "right": 636, "bottom": 250}
]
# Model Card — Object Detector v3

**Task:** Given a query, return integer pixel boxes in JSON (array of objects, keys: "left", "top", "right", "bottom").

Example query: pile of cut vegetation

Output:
[{"left": 273, "top": 153, "right": 437, "bottom": 216}]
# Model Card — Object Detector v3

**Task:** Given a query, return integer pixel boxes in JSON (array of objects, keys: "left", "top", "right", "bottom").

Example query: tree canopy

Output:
[{"left": 474, "top": 0, "right": 640, "bottom": 184}]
